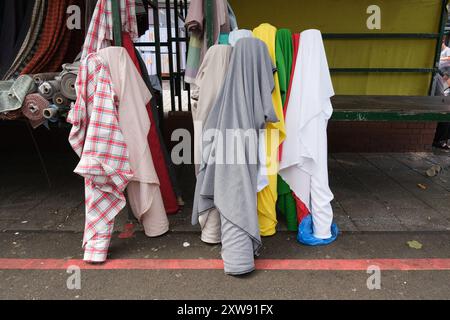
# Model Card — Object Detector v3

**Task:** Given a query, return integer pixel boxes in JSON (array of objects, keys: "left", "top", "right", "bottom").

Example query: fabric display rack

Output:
[{"left": 1, "top": 0, "right": 339, "bottom": 276}]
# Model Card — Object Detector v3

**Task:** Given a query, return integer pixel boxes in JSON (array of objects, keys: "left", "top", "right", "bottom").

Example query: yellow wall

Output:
[{"left": 228, "top": 0, "right": 446, "bottom": 95}]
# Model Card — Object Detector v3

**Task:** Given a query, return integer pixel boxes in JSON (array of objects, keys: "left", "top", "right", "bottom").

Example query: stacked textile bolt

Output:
[{"left": 24, "top": 62, "right": 79, "bottom": 128}]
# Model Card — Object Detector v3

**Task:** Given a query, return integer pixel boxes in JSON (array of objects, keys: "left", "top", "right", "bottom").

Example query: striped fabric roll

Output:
[
  {"left": 23, "top": 93, "right": 49, "bottom": 128},
  {"left": 60, "top": 73, "right": 77, "bottom": 100},
  {"left": 38, "top": 80, "right": 60, "bottom": 99},
  {"left": 33, "top": 72, "right": 59, "bottom": 86}
]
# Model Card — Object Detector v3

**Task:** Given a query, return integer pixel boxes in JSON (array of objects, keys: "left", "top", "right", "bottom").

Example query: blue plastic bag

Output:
[{"left": 297, "top": 214, "right": 339, "bottom": 246}]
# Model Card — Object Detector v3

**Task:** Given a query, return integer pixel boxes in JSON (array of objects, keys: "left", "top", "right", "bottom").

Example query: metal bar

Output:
[
  {"left": 322, "top": 33, "right": 441, "bottom": 39},
  {"left": 174, "top": 0, "right": 183, "bottom": 111},
  {"left": 183, "top": 0, "right": 191, "bottom": 111},
  {"left": 152, "top": 1, "right": 165, "bottom": 124},
  {"left": 332, "top": 111, "right": 450, "bottom": 122},
  {"left": 165, "top": 0, "right": 176, "bottom": 112},
  {"left": 429, "top": 0, "right": 448, "bottom": 95},
  {"left": 330, "top": 68, "right": 436, "bottom": 73},
  {"left": 133, "top": 40, "right": 187, "bottom": 46},
  {"left": 111, "top": 0, "right": 123, "bottom": 46}
]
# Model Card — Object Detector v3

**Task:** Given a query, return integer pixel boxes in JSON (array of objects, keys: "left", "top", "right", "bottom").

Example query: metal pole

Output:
[
  {"left": 165, "top": 0, "right": 176, "bottom": 112},
  {"left": 429, "top": 0, "right": 448, "bottom": 95}
]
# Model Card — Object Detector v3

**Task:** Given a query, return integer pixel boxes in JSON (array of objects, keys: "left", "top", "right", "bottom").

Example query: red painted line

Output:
[{"left": 0, "top": 258, "right": 450, "bottom": 271}]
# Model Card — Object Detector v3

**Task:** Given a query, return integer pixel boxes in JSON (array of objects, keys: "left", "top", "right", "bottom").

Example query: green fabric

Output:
[
  {"left": 275, "top": 28, "right": 298, "bottom": 232},
  {"left": 185, "top": 34, "right": 202, "bottom": 83},
  {"left": 218, "top": 32, "right": 230, "bottom": 45},
  {"left": 205, "top": 0, "right": 214, "bottom": 48},
  {"left": 275, "top": 29, "right": 293, "bottom": 106},
  {"left": 229, "top": 0, "right": 446, "bottom": 96}
]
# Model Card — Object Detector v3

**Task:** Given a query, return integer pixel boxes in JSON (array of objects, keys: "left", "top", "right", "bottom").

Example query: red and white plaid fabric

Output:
[
  {"left": 81, "top": 0, "right": 138, "bottom": 59},
  {"left": 67, "top": 53, "right": 133, "bottom": 262}
]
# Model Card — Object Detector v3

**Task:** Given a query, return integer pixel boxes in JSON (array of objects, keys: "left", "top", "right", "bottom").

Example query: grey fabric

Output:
[
  {"left": 0, "top": 75, "right": 36, "bottom": 113},
  {"left": 192, "top": 38, "right": 278, "bottom": 275}
]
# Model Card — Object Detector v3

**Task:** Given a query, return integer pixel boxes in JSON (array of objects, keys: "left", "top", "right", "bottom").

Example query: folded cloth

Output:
[
  {"left": 0, "top": 75, "right": 36, "bottom": 113},
  {"left": 33, "top": 72, "right": 59, "bottom": 85},
  {"left": 23, "top": 93, "right": 49, "bottom": 128},
  {"left": 60, "top": 73, "right": 77, "bottom": 100},
  {"left": 38, "top": 80, "right": 61, "bottom": 100}
]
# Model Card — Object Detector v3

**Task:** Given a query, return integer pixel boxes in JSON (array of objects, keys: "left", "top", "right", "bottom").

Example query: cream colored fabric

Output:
[
  {"left": 191, "top": 44, "right": 232, "bottom": 244},
  {"left": 98, "top": 47, "right": 169, "bottom": 237}
]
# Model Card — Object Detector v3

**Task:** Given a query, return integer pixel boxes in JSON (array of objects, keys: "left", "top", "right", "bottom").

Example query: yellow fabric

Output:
[
  {"left": 253, "top": 23, "right": 286, "bottom": 237},
  {"left": 229, "top": 0, "right": 445, "bottom": 95}
]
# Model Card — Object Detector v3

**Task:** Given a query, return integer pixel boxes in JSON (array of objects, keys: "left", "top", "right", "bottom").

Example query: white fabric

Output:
[
  {"left": 279, "top": 29, "right": 334, "bottom": 239},
  {"left": 441, "top": 46, "right": 450, "bottom": 58},
  {"left": 229, "top": 29, "right": 253, "bottom": 47}
]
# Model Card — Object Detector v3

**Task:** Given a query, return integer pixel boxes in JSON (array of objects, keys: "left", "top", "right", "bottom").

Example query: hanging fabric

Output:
[
  {"left": 2, "top": 0, "right": 45, "bottom": 80},
  {"left": 134, "top": 46, "right": 184, "bottom": 204},
  {"left": 98, "top": 46, "right": 169, "bottom": 238},
  {"left": 279, "top": 29, "right": 338, "bottom": 245},
  {"left": 0, "top": 0, "right": 36, "bottom": 79},
  {"left": 191, "top": 44, "right": 233, "bottom": 244},
  {"left": 274, "top": 28, "right": 298, "bottom": 232},
  {"left": 192, "top": 38, "right": 278, "bottom": 275},
  {"left": 185, "top": 0, "right": 231, "bottom": 83},
  {"left": 67, "top": 53, "right": 133, "bottom": 262},
  {"left": 122, "top": 32, "right": 180, "bottom": 214},
  {"left": 81, "top": 0, "right": 138, "bottom": 59},
  {"left": 253, "top": 23, "right": 286, "bottom": 237}
]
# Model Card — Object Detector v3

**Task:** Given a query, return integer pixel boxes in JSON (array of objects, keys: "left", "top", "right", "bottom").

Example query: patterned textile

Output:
[
  {"left": 67, "top": 53, "right": 133, "bottom": 262},
  {"left": 21, "top": 0, "right": 66, "bottom": 75},
  {"left": 81, "top": 0, "right": 138, "bottom": 59}
]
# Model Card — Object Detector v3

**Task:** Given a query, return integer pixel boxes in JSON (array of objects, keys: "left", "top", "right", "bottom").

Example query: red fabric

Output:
[
  {"left": 122, "top": 32, "right": 179, "bottom": 214},
  {"left": 293, "top": 193, "right": 310, "bottom": 225},
  {"left": 279, "top": 33, "right": 301, "bottom": 160}
]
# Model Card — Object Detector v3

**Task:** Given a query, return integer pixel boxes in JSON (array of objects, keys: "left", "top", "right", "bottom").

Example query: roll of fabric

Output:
[
  {"left": 60, "top": 72, "right": 77, "bottom": 100},
  {"left": 52, "top": 92, "right": 69, "bottom": 107},
  {"left": 23, "top": 93, "right": 49, "bottom": 128},
  {"left": 43, "top": 104, "right": 59, "bottom": 122},
  {"left": 0, "top": 75, "right": 36, "bottom": 113},
  {"left": 0, "top": 108, "right": 23, "bottom": 121},
  {"left": 33, "top": 72, "right": 59, "bottom": 86},
  {"left": 38, "top": 80, "right": 61, "bottom": 100}
]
